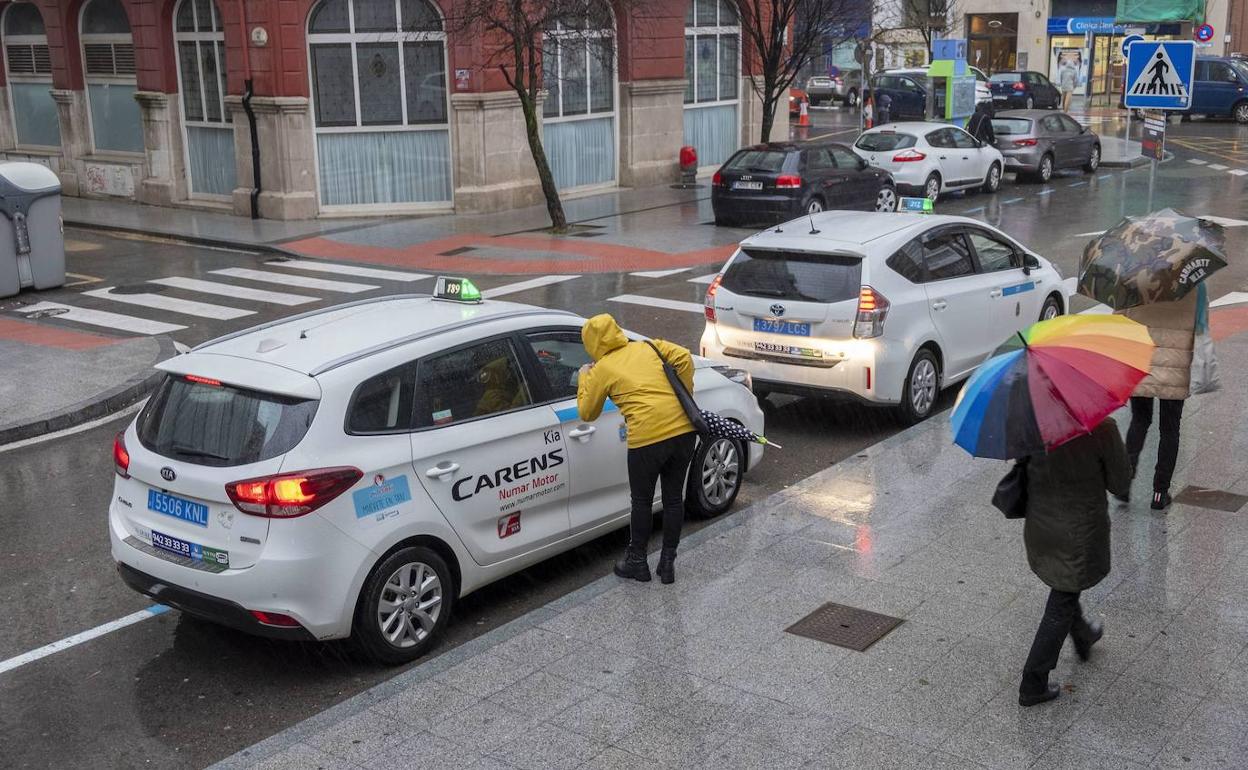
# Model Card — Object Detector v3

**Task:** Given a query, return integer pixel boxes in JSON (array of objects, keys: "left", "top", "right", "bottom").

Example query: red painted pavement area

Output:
[
  {"left": 286, "top": 232, "right": 738, "bottom": 275},
  {"left": 0, "top": 317, "right": 119, "bottom": 350},
  {"left": 1211, "top": 305, "right": 1248, "bottom": 342}
]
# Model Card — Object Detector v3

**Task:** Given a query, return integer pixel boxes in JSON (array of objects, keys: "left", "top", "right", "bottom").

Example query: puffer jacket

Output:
[
  {"left": 577, "top": 314, "right": 695, "bottom": 449},
  {"left": 1121, "top": 290, "right": 1198, "bottom": 400}
]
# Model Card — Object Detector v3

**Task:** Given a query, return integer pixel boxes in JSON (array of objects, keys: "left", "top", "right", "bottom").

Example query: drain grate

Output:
[
  {"left": 438, "top": 246, "right": 476, "bottom": 256},
  {"left": 785, "top": 602, "right": 903, "bottom": 652},
  {"left": 1174, "top": 486, "right": 1248, "bottom": 513}
]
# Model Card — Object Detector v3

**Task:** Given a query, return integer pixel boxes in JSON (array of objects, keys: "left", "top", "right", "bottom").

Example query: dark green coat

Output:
[{"left": 1024, "top": 418, "right": 1132, "bottom": 593}]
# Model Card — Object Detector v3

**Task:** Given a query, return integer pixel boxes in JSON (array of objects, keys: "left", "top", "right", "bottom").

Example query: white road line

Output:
[
  {"left": 210, "top": 268, "right": 377, "bottom": 293},
  {"left": 265, "top": 259, "right": 430, "bottom": 282},
  {"left": 1199, "top": 216, "right": 1248, "bottom": 227},
  {"left": 480, "top": 275, "right": 579, "bottom": 298},
  {"left": 629, "top": 269, "right": 690, "bottom": 279},
  {"left": 1208, "top": 164, "right": 1229, "bottom": 171},
  {"left": 1211, "top": 291, "right": 1248, "bottom": 308},
  {"left": 1073, "top": 230, "right": 1107, "bottom": 237},
  {"left": 84, "top": 287, "right": 254, "bottom": 320},
  {"left": 0, "top": 605, "right": 169, "bottom": 676},
  {"left": 609, "top": 294, "right": 704, "bottom": 314},
  {"left": 688, "top": 273, "right": 718, "bottom": 285},
  {"left": 149, "top": 277, "right": 318, "bottom": 306},
  {"left": 1187, "top": 158, "right": 1208, "bottom": 165},
  {"left": 1228, "top": 169, "right": 1248, "bottom": 177},
  {"left": 15, "top": 302, "right": 186, "bottom": 335},
  {"left": 0, "top": 401, "right": 144, "bottom": 453}
]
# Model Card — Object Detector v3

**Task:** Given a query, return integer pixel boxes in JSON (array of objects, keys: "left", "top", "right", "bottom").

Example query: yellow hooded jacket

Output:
[{"left": 577, "top": 313, "right": 695, "bottom": 450}]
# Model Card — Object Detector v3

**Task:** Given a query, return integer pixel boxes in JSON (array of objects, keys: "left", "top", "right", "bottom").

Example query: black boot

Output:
[
  {"left": 613, "top": 548, "right": 651, "bottom": 582},
  {"left": 656, "top": 548, "right": 677, "bottom": 584},
  {"left": 1019, "top": 685, "right": 1061, "bottom": 707},
  {"left": 1151, "top": 490, "right": 1172, "bottom": 511},
  {"left": 1072, "top": 620, "right": 1103, "bottom": 662}
]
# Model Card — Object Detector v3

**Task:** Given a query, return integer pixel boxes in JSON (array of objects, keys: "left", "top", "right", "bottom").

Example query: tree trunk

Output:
[
  {"left": 517, "top": 92, "right": 568, "bottom": 231},
  {"left": 759, "top": 88, "right": 777, "bottom": 143}
]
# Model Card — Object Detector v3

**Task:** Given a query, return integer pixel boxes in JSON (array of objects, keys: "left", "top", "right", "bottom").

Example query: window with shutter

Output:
[{"left": 80, "top": 0, "right": 143, "bottom": 153}]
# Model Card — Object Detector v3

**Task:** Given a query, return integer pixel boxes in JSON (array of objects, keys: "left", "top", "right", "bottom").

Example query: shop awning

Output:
[{"left": 1115, "top": 0, "right": 1204, "bottom": 23}]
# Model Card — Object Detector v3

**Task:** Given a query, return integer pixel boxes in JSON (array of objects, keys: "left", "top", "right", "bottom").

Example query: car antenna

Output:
[{"left": 808, "top": 212, "right": 820, "bottom": 235}]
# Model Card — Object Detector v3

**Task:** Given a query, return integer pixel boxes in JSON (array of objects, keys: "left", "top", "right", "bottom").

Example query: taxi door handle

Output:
[
  {"left": 425, "top": 462, "right": 460, "bottom": 480},
  {"left": 990, "top": 289, "right": 1003, "bottom": 298},
  {"left": 568, "top": 425, "right": 596, "bottom": 441},
  {"left": 931, "top": 300, "right": 948, "bottom": 311}
]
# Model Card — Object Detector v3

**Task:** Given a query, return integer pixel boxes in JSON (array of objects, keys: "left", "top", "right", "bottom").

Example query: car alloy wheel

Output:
[
  {"left": 924, "top": 174, "right": 940, "bottom": 201},
  {"left": 984, "top": 164, "right": 1001, "bottom": 193},
  {"left": 1085, "top": 146, "right": 1100, "bottom": 172},
  {"left": 1026, "top": 96, "right": 1034, "bottom": 109},
  {"left": 1236, "top": 102, "right": 1248, "bottom": 124},
  {"left": 378, "top": 561, "right": 443, "bottom": 649},
  {"left": 875, "top": 186, "right": 897, "bottom": 211},
  {"left": 701, "top": 438, "right": 740, "bottom": 508},
  {"left": 908, "top": 355, "right": 938, "bottom": 420},
  {"left": 1040, "top": 295, "right": 1063, "bottom": 321},
  {"left": 807, "top": 198, "right": 824, "bottom": 214},
  {"left": 1039, "top": 156, "right": 1053, "bottom": 182}
]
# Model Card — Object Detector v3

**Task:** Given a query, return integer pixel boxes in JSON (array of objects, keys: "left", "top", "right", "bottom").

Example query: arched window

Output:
[
  {"left": 541, "top": 3, "right": 616, "bottom": 190},
  {"left": 174, "top": 0, "right": 235, "bottom": 197},
  {"left": 307, "top": 0, "right": 451, "bottom": 208},
  {"left": 684, "top": 0, "right": 739, "bottom": 167},
  {"left": 80, "top": 0, "right": 143, "bottom": 153},
  {"left": 2, "top": 3, "right": 59, "bottom": 147}
]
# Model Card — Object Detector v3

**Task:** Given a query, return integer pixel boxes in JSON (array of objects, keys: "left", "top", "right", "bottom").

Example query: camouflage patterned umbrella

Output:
[{"left": 1078, "top": 208, "right": 1227, "bottom": 311}]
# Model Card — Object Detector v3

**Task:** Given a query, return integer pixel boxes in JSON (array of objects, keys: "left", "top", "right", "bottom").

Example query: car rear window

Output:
[
  {"left": 137, "top": 375, "right": 319, "bottom": 467},
  {"left": 855, "top": 132, "right": 916, "bottom": 152},
  {"left": 725, "top": 149, "right": 790, "bottom": 173},
  {"left": 991, "top": 118, "right": 1032, "bottom": 135},
  {"left": 990, "top": 73, "right": 1022, "bottom": 82},
  {"left": 721, "top": 249, "right": 862, "bottom": 304}
]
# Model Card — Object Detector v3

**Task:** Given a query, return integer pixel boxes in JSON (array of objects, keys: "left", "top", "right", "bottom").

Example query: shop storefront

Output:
[
  {"left": 1046, "top": 16, "right": 1185, "bottom": 105},
  {"left": 967, "top": 13, "right": 1019, "bottom": 74}
]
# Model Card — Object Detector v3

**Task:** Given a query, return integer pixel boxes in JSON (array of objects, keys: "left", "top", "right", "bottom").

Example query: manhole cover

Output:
[
  {"left": 438, "top": 246, "right": 476, "bottom": 256},
  {"left": 1173, "top": 486, "right": 1248, "bottom": 513},
  {"left": 785, "top": 602, "right": 903, "bottom": 652}
]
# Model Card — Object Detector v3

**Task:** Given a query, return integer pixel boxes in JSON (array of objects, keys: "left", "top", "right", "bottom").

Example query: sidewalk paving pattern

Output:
[{"left": 214, "top": 328, "right": 1248, "bottom": 770}]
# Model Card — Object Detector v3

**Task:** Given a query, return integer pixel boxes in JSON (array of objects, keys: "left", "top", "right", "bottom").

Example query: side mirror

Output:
[
  {"left": 858, "top": 157, "right": 868, "bottom": 170},
  {"left": 1023, "top": 254, "right": 1040, "bottom": 274}
]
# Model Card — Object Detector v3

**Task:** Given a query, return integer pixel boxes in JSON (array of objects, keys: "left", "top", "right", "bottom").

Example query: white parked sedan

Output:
[
  {"left": 853, "top": 122, "right": 1004, "bottom": 201},
  {"left": 110, "top": 280, "right": 763, "bottom": 664},
  {"left": 699, "top": 212, "right": 1064, "bottom": 422}
]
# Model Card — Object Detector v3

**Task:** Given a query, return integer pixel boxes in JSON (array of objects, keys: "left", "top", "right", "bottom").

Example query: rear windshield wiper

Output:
[
  {"left": 170, "top": 444, "right": 230, "bottom": 461},
  {"left": 743, "top": 288, "right": 787, "bottom": 298},
  {"left": 745, "top": 166, "right": 777, "bottom": 173}
]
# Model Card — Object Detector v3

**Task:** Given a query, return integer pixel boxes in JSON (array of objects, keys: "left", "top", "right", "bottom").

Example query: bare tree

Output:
[
  {"left": 729, "top": 0, "right": 870, "bottom": 142},
  {"left": 444, "top": 0, "right": 642, "bottom": 232}
]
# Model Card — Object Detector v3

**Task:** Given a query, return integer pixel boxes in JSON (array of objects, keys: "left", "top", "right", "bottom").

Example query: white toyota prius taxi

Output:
[
  {"left": 111, "top": 279, "right": 764, "bottom": 663},
  {"left": 700, "top": 212, "right": 1064, "bottom": 422}
]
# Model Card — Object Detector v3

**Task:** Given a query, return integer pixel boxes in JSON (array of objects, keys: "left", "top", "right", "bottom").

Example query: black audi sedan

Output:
[{"left": 711, "top": 142, "right": 896, "bottom": 227}]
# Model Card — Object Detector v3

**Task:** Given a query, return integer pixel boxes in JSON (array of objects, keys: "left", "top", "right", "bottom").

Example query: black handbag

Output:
[
  {"left": 645, "top": 341, "right": 709, "bottom": 436},
  {"left": 992, "top": 458, "right": 1029, "bottom": 519}
]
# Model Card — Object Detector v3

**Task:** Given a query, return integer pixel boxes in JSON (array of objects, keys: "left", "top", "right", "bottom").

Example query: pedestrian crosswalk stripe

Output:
[
  {"left": 209, "top": 268, "right": 377, "bottom": 293},
  {"left": 1208, "top": 164, "right": 1228, "bottom": 171},
  {"left": 15, "top": 302, "right": 186, "bottom": 335},
  {"left": 609, "top": 294, "right": 704, "bottom": 315},
  {"left": 84, "top": 287, "right": 255, "bottom": 320},
  {"left": 689, "top": 273, "right": 718, "bottom": 285},
  {"left": 149, "top": 277, "right": 319, "bottom": 306},
  {"left": 265, "top": 259, "right": 430, "bottom": 282},
  {"left": 481, "top": 275, "right": 579, "bottom": 298},
  {"left": 1229, "top": 169, "right": 1248, "bottom": 176},
  {"left": 1211, "top": 291, "right": 1248, "bottom": 308},
  {"left": 630, "top": 269, "right": 690, "bottom": 279},
  {"left": 1199, "top": 216, "right": 1248, "bottom": 227},
  {"left": 1187, "top": 158, "right": 1208, "bottom": 165}
]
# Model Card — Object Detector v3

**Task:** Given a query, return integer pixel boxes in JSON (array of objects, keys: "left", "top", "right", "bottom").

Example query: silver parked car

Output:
[
  {"left": 807, "top": 70, "right": 862, "bottom": 106},
  {"left": 990, "top": 110, "right": 1101, "bottom": 183}
]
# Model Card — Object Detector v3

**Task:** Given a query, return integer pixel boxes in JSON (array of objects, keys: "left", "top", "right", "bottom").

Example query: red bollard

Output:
[{"left": 678, "top": 145, "right": 698, "bottom": 187}]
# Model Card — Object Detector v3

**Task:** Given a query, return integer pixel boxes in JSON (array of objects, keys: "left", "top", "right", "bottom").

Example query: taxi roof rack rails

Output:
[{"left": 310, "top": 307, "right": 581, "bottom": 376}]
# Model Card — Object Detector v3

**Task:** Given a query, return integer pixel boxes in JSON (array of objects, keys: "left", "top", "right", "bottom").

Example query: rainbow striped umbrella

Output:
[{"left": 951, "top": 315, "right": 1154, "bottom": 460}]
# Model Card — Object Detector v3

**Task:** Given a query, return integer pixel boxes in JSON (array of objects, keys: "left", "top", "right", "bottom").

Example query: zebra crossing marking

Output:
[
  {"left": 629, "top": 269, "right": 690, "bottom": 279},
  {"left": 84, "top": 287, "right": 254, "bottom": 320},
  {"left": 15, "top": 302, "right": 186, "bottom": 335},
  {"left": 688, "top": 273, "right": 718, "bottom": 285},
  {"left": 149, "top": 277, "right": 319, "bottom": 306},
  {"left": 609, "top": 295, "right": 704, "bottom": 315},
  {"left": 481, "top": 275, "right": 579, "bottom": 298},
  {"left": 1187, "top": 158, "right": 1208, "bottom": 165},
  {"left": 209, "top": 268, "right": 377, "bottom": 293},
  {"left": 265, "top": 259, "right": 431, "bottom": 282},
  {"left": 1208, "top": 163, "right": 1229, "bottom": 171},
  {"left": 1228, "top": 169, "right": 1248, "bottom": 177}
]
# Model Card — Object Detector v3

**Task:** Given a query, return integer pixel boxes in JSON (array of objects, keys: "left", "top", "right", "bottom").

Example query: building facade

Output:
[{"left": 0, "top": 0, "right": 778, "bottom": 219}]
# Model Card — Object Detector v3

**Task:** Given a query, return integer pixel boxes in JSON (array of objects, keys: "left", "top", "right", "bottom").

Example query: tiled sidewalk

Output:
[{"left": 215, "top": 331, "right": 1248, "bottom": 770}]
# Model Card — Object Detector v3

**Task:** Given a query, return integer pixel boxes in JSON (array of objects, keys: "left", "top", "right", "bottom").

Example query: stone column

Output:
[
  {"left": 739, "top": 76, "right": 789, "bottom": 146},
  {"left": 227, "top": 95, "right": 318, "bottom": 220},
  {"left": 49, "top": 89, "right": 89, "bottom": 196},
  {"left": 0, "top": 89, "right": 16, "bottom": 152},
  {"left": 134, "top": 91, "right": 184, "bottom": 206},
  {"left": 449, "top": 91, "right": 542, "bottom": 213},
  {"left": 618, "top": 79, "right": 685, "bottom": 188}
]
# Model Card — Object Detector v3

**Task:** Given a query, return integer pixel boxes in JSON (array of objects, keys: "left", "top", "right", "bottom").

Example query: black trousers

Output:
[
  {"left": 1125, "top": 397, "right": 1185, "bottom": 493},
  {"left": 627, "top": 433, "right": 697, "bottom": 552},
  {"left": 1021, "top": 589, "right": 1093, "bottom": 695}
]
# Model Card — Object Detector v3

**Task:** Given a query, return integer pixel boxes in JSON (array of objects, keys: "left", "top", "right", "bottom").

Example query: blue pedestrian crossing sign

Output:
[{"left": 1124, "top": 41, "right": 1196, "bottom": 110}]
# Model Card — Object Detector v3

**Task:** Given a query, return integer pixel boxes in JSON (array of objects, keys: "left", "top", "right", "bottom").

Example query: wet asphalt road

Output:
[{"left": 1, "top": 109, "right": 1247, "bottom": 768}]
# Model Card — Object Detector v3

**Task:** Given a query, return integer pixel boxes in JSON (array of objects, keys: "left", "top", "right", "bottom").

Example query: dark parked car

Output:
[
  {"left": 711, "top": 142, "right": 897, "bottom": 226},
  {"left": 990, "top": 71, "right": 1061, "bottom": 110},
  {"left": 991, "top": 111, "right": 1101, "bottom": 182},
  {"left": 868, "top": 70, "right": 928, "bottom": 121},
  {"left": 1190, "top": 56, "right": 1248, "bottom": 123}
]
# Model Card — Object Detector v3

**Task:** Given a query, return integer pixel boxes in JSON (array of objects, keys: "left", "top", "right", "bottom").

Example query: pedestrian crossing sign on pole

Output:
[{"left": 1124, "top": 41, "right": 1196, "bottom": 110}]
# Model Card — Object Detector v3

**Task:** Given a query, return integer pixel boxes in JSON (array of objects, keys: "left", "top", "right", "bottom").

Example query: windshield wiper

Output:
[
  {"left": 170, "top": 444, "right": 230, "bottom": 461},
  {"left": 745, "top": 166, "right": 777, "bottom": 173},
  {"left": 745, "top": 289, "right": 786, "bottom": 298}
]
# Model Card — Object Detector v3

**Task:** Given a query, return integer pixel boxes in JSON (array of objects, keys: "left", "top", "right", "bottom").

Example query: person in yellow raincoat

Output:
[{"left": 577, "top": 313, "right": 696, "bottom": 584}]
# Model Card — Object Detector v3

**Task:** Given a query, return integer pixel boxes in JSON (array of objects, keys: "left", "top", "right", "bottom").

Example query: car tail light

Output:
[
  {"left": 184, "top": 374, "right": 222, "bottom": 386},
  {"left": 1012, "top": 138, "right": 1038, "bottom": 147},
  {"left": 1012, "top": 82, "right": 1026, "bottom": 92},
  {"left": 250, "top": 610, "right": 301, "bottom": 628},
  {"left": 775, "top": 174, "right": 802, "bottom": 188},
  {"left": 853, "top": 285, "right": 890, "bottom": 339},
  {"left": 712, "top": 171, "right": 723, "bottom": 187},
  {"left": 113, "top": 432, "right": 130, "bottom": 478},
  {"left": 892, "top": 149, "right": 926, "bottom": 162},
  {"left": 704, "top": 274, "right": 723, "bottom": 323},
  {"left": 226, "top": 467, "right": 363, "bottom": 518}
]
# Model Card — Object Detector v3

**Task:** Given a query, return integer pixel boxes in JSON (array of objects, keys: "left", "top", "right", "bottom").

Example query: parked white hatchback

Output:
[
  {"left": 853, "top": 122, "right": 1004, "bottom": 201},
  {"left": 699, "top": 212, "right": 1064, "bottom": 422},
  {"left": 110, "top": 280, "right": 763, "bottom": 663}
]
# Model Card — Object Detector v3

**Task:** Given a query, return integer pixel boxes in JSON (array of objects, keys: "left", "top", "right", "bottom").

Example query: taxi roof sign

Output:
[
  {"left": 433, "top": 276, "right": 483, "bottom": 303},
  {"left": 898, "top": 196, "right": 933, "bottom": 213}
]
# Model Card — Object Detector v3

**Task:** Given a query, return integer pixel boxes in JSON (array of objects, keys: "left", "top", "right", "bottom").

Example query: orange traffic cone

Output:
[{"left": 798, "top": 100, "right": 811, "bottom": 127}]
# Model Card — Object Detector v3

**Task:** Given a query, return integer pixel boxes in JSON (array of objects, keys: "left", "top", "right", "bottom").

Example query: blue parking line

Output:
[
  {"left": 1098, "top": 174, "right": 1112, "bottom": 180},
  {"left": 1037, "top": 189, "right": 1054, "bottom": 195},
  {"left": 963, "top": 206, "right": 985, "bottom": 215},
  {"left": 1001, "top": 197, "right": 1024, "bottom": 205},
  {"left": 1068, "top": 181, "right": 1088, "bottom": 187}
]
